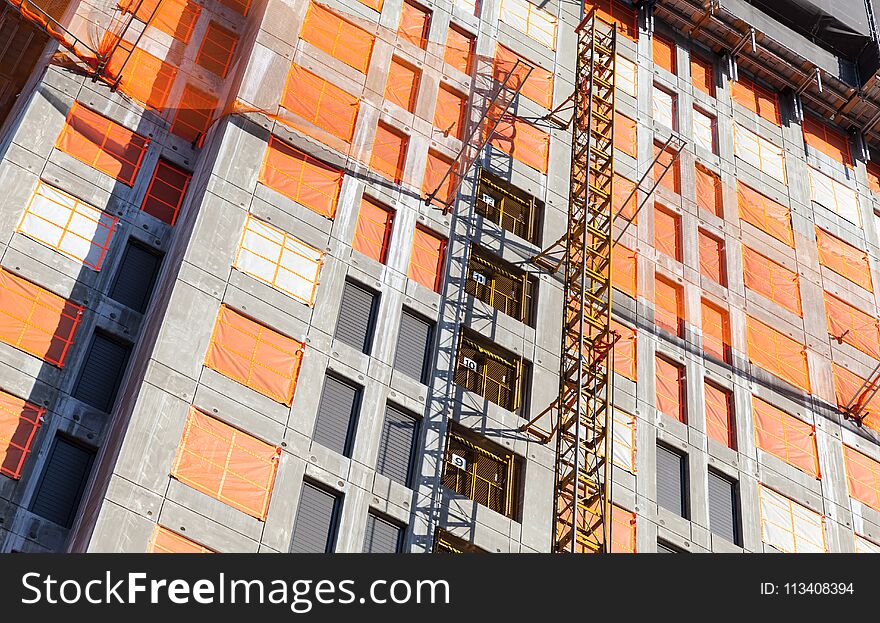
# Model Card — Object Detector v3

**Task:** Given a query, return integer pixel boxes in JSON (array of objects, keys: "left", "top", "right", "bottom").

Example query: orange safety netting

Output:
[
  {"left": 653, "top": 206, "right": 680, "bottom": 261},
  {"left": 103, "top": 37, "right": 177, "bottom": 111},
  {"left": 867, "top": 161, "right": 880, "bottom": 195},
  {"left": 698, "top": 230, "right": 724, "bottom": 284},
  {"left": 283, "top": 64, "right": 360, "bottom": 143},
  {"left": 409, "top": 226, "right": 446, "bottom": 292},
  {"left": 652, "top": 33, "right": 676, "bottom": 74},
  {"left": 219, "top": 0, "right": 251, "bottom": 16},
  {"left": 370, "top": 123, "right": 408, "bottom": 184},
  {"left": 815, "top": 227, "right": 873, "bottom": 292},
  {"left": 171, "top": 83, "right": 218, "bottom": 143},
  {"left": 493, "top": 43, "right": 554, "bottom": 109},
  {"left": 490, "top": 114, "right": 550, "bottom": 174},
  {"left": 149, "top": 524, "right": 214, "bottom": 553},
  {"left": 584, "top": 0, "right": 637, "bottom": 41},
  {"left": 656, "top": 355, "right": 684, "bottom": 422},
  {"left": 137, "top": 0, "right": 201, "bottom": 43},
  {"left": 301, "top": 2, "right": 375, "bottom": 74},
  {"left": 737, "top": 181, "right": 794, "bottom": 246},
  {"left": 613, "top": 174, "right": 637, "bottom": 223},
  {"left": 746, "top": 316, "right": 810, "bottom": 392},
  {"left": 731, "top": 75, "right": 779, "bottom": 125},
  {"left": 611, "top": 319, "right": 636, "bottom": 381},
  {"left": 141, "top": 159, "right": 191, "bottom": 226},
  {"left": 0, "top": 389, "right": 43, "bottom": 480},
  {"left": 609, "top": 505, "right": 636, "bottom": 553},
  {"left": 434, "top": 84, "right": 466, "bottom": 140},
  {"left": 172, "top": 408, "right": 281, "bottom": 519},
  {"left": 612, "top": 243, "right": 637, "bottom": 297},
  {"left": 56, "top": 102, "right": 149, "bottom": 186},
  {"left": 691, "top": 54, "right": 714, "bottom": 96},
  {"left": 0, "top": 269, "right": 83, "bottom": 367},
  {"left": 742, "top": 245, "right": 802, "bottom": 316},
  {"left": 398, "top": 0, "right": 429, "bottom": 49},
  {"left": 205, "top": 306, "right": 304, "bottom": 405},
  {"left": 803, "top": 114, "right": 852, "bottom": 167},
  {"left": 196, "top": 21, "right": 239, "bottom": 78},
  {"left": 654, "top": 275, "right": 682, "bottom": 336},
  {"left": 445, "top": 25, "right": 474, "bottom": 74},
  {"left": 701, "top": 299, "right": 730, "bottom": 362},
  {"left": 260, "top": 135, "right": 343, "bottom": 218},
  {"left": 695, "top": 164, "right": 722, "bottom": 217},
  {"left": 705, "top": 382, "right": 732, "bottom": 448},
  {"left": 423, "top": 150, "right": 456, "bottom": 205},
  {"left": 614, "top": 112, "right": 637, "bottom": 158},
  {"left": 386, "top": 58, "right": 420, "bottom": 113},
  {"left": 824, "top": 292, "right": 880, "bottom": 360},
  {"left": 843, "top": 445, "right": 880, "bottom": 511},
  {"left": 357, "top": 0, "right": 383, "bottom": 12},
  {"left": 653, "top": 142, "right": 680, "bottom": 194},
  {"left": 352, "top": 196, "right": 393, "bottom": 264},
  {"left": 753, "top": 396, "right": 819, "bottom": 477},
  {"left": 834, "top": 363, "right": 880, "bottom": 432}
]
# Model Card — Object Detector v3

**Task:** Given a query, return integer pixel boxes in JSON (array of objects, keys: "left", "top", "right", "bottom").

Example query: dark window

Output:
[
  {"left": 29, "top": 436, "right": 95, "bottom": 528},
  {"left": 335, "top": 280, "right": 378, "bottom": 354},
  {"left": 393, "top": 308, "right": 433, "bottom": 383},
  {"left": 312, "top": 375, "right": 360, "bottom": 457},
  {"left": 376, "top": 404, "right": 419, "bottom": 487},
  {"left": 433, "top": 529, "right": 486, "bottom": 553},
  {"left": 109, "top": 240, "right": 162, "bottom": 313},
  {"left": 289, "top": 481, "right": 341, "bottom": 553},
  {"left": 657, "top": 540, "right": 687, "bottom": 553},
  {"left": 73, "top": 332, "right": 131, "bottom": 412},
  {"left": 656, "top": 444, "right": 688, "bottom": 518},
  {"left": 455, "top": 329, "right": 527, "bottom": 413},
  {"left": 475, "top": 169, "right": 541, "bottom": 244},
  {"left": 466, "top": 245, "right": 535, "bottom": 324},
  {"left": 708, "top": 470, "right": 740, "bottom": 545},
  {"left": 363, "top": 513, "right": 404, "bottom": 553}
]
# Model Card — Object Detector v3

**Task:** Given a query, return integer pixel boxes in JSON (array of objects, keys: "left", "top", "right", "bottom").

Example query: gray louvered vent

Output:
[
  {"left": 335, "top": 281, "right": 377, "bottom": 354},
  {"left": 363, "top": 513, "right": 403, "bottom": 553},
  {"left": 656, "top": 444, "right": 687, "bottom": 518},
  {"left": 376, "top": 405, "right": 419, "bottom": 487},
  {"left": 312, "top": 375, "right": 360, "bottom": 456},
  {"left": 30, "top": 437, "right": 95, "bottom": 528},
  {"left": 289, "top": 482, "right": 340, "bottom": 553},
  {"left": 393, "top": 309, "right": 432, "bottom": 383},
  {"left": 109, "top": 241, "right": 162, "bottom": 313},
  {"left": 73, "top": 333, "right": 131, "bottom": 412},
  {"left": 708, "top": 470, "right": 739, "bottom": 545}
]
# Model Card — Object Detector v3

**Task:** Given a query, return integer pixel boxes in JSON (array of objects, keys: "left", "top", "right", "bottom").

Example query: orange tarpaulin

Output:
[
  {"left": 613, "top": 174, "right": 637, "bottom": 223},
  {"left": 103, "top": 38, "right": 177, "bottom": 111},
  {"left": 370, "top": 123, "right": 408, "bottom": 184},
  {"left": 423, "top": 150, "right": 456, "bottom": 204},
  {"left": 138, "top": 0, "right": 201, "bottom": 43},
  {"left": 737, "top": 181, "right": 794, "bottom": 246},
  {"left": 172, "top": 408, "right": 281, "bottom": 519},
  {"left": 409, "top": 226, "right": 445, "bottom": 292},
  {"left": 653, "top": 142, "right": 679, "bottom": 194},
  {"left": 445, "top": 25, "right": 474, "bottom": 74},
  {"left": 652, "top": 34, "right": 676, "bottom": 74},
  {"left": 196, "top": 21, "right": 238, "bottom": 78},
  {"left": 141, "top": 159, "right": 191, "bottom": 226},
  {"left": 803, "top": 115, "right": 852, "bottom": 167},
  {"left": 56, "top": 103, "right": 149, "bottom": 186},
  {"left": 353, "top": 197, "right": 393, "bottom": 263},
  {"left": 834, "top": 363, "right": 880, "bottom": 432},
  {"left": 609, "top": 505, "right": 636, "bottom": 553},
  {"left": 746, "top": 316, "right": 810, "bottom": 392},
  {"left": 843, "top": 445, "right": 880, "bottom": 511},
  {"left": 654, "top": 275, "right": 682, "bottom": 336},
  {"left": 386, "top": 58, "right": 420, "bottom": 113},
  {"left": 0, "top": 389, "right": 43, "bottom": 479},
  {"left": 149, "top": 525, "right": 214, "bottom": 553},
  {"left": 283, "top": 64, "right": 360, "bottom": 143},
  {"left": 691, "top": 54, "right": 714, "bottom": 96},
  {"left": 219, "top": 0, "right": 251, "bottom": 15},
  {"left": 732, "top": 75, "right": 779, "bottom": 125},
  {"left": 0, "top": 270, "right": 83, "bottom": 367},
  {"left": 695, "top": 164, "right": 722, "bottom": 217},
  {"left": 260, "top": 135, "right": 343, "bottom": 218},
  {"left": 611, "top": 319, "right": 636, "bottom": 381},
  {"left": 816, "top": 227, "right": 872, "bottom": 292},
  {"left": 491, "top": 114, "right": 550, "bottom": 173},
  {"left": 205, "top": 306, "right": 304, "bottom": 405},
  {"left": 170, "top": 84, "right": 217, "bottom": 143},
  {"left": 656, "top": 355, "right": 684, "bottom": 422},
  {"left": 434, "top": 84, "right": 465, "bottom": 139},
  {"left": 824, "top": 292, "right": 880, "bottom": 360},
  {"left": 701, "top": 299, "right": 729, "bottom": 362},
  {"left": 654, "top": 206, "right": 680, "bottom": 261},
  {"left": 867, "top": 161, "right": 880, "bottom": 195},
  {"left": 705, "top": 382, "right": 732, "bottom": 448},
  {"left": 584, "top": 0, "right": 637, "bottom": 41},
  {"left": 398, "top": 0, "right": 430, "bottom": 49},
  {"left": 301, "top": 2, "right": 375, "bottom": 73},
  {"left": 612, "top": 244, "right": 637, "bottom": 297},
  {"left": 753, "top": 396, "right": 818, "bottom": 477},
  {"left": 493, "top": 44, "right": 554, "bottom": 109},
  {"left": 614, "top": 113, "right": 637, "bottom": 157},
  {"left": 357, "top": 0, "right": 383, "bottom": 10},
  {"left": 742, "top": 245, "right": 802, "bottom": 315},
  {"left": 698, "top": 230, "right": 725, "bottom": 284}
]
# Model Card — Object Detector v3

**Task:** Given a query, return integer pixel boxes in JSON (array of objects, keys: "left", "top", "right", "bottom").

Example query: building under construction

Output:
[{"left": 1, "top": 0, "right": 880, "bottom": 554}]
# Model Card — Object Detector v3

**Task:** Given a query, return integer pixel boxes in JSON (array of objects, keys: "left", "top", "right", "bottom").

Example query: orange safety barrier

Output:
[
  {"left": 370, "top": 123, "right": 408, "bottom": 184},
  {"left": 654, "top": 206, "right": 680, "bottom": 261},
  {"left": 612, "top": 243, "right": 637, "bottom": 297},
  {"left": 172, "top": 408, "right": 281, "bottom": 519},
  {"left": 614, "top": 113, "right": 637, "bottom": 158},
  {"left": 104, "top": 38, "right": 177, "bottom": 111},
  {"left": 584, "top": 0, "right": 637, "bottom": 41},
  {"left": 197, "top": 21, "right": 239, "bottom": 78},
  {"left": 613, "top": 173, "right": 637, "bottom": 223},
  {"left": 803, "top": 115, "right": 852, "bottom": 167},
  {"left": 737, "top": 181, "right": 793, "bottom": 246},
  {"left": 171, "top": 84, "right": 217, "bottom": 144},
  {"left": 816, "top": 227, "right": 873, "bottom": 292},
  {"left": 423, "top": 150, "right": 456, "bottom": 204},
  {"left": 652, "top": 34, "right": 676, "bottom": 74},
  {"left": 701, "top": 299, "right": 730, "bottom": 362},
  {"left": 654, "top": 274, "right": 682, "bottom": 336},
  {"left": 398, "top": 0, "right": 430, "bottom": 49},
  {"left": 691, "top": 54, "right": 714, "bottom": 97},
  {"left": 705, "top": 381, "right": 733, "bottom": 448},
  {"left": 746, "top": 316, "right": 810, "bottom": 392},
  {"left": 609, "top": 504, "right": 636, "bottom": 553},
  {"left": 149, "top": 525, "right": 214, "bottom": 553},
  {"left": 698, "top": 230, "right": 725, "bottom": 284},
  {"left": 695, "top": 164, "right": 722, "bottom": 217},
  {"left": 139, "top": 0, "right": 201, "bottom": 43},
  {"left": 753, "top": 396, "right": 819, "bottom": 477},
  {"left": 56, "top": 102, "right": 149, "bottom": 186},
  {"left": 434, "top": 84, "right": 466, "bottom": 139},
  {"left": 656, "top": 355, "right": 684, "bottom": 422},
  {"left": 445, "top": 25, "right": 474, "bottom": 74},
  {"left": 611, "top": 319, "right": 636, "bottom": 381},
  {"left": 353, "top": 196, "right": 394, "bottom": 264},
  {"left": 386, "top": 58, "right": 420, "bottom": 113},
  {"left": 493, "top": 44, "right": 554, "bottom": 109},
  {"left": 0, "top": 270, "right": 83, "bottom": 367},
  {"left": 301, "top": 2, "right": 375, "bottom": 74},
  {"left": 867, "top": 161, "right": 880, "bottom": 195},
  {"left": 409, "top": 226, "right": 445, "bottom": 292},
  {"left": 0, "top": 389, "right": 43, "bottom": 479},
  {"left": 205, "top": 306, "right": 304, "bottom": 405},
  {"left": 653, "top": 142, "right": 679, "bottom": 194},
  {"left": 141, "top": 159, "right": 191, "bottom": 226},
  {"left": 260, "top": 135, "right": 343, "bottom": 218},
  {"left": 834, "top": 363, "right": 880, "bottom": 432},
  {"left": 843, "top": 445, "right": 880, "bottom": 511},
  {"left": 283, "top": 64, "right": 360, "bottom": 143},
  {"left": 731, "top": 75, "right": 779, "bottom": 125},
  {"left": 742, "top": 246, "right": 802, "bottom": 316},
  {"left": 824, "top": 292, "right": 880, "bottom": 360},
  {"left": 490, "top": 114, "right": 550, "bottom": 173}
]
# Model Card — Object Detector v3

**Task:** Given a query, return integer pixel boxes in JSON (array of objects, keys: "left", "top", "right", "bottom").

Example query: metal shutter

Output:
[
  {"left": 656, "top": 445, "right": 687, "bottom": 518},
  {"left": 363, "top": 513, "right": 403, "bottom": 553},
  {"left": 335, "top": 281, "right": 376, "bottom": 354},
  {"left": 708, "top": 470, "right": 739, "bottom": 544},
  {"left": 289, "top": 482, "right": 340, "bottom": 553},
  {"left": 657, "top": 541, "right": 680, "bottom": 553},
  {"left": 394, "top": 309, "right": 431, "bottom": 382},
  {"left": 375, "top": 405, "right": 418, "bottom": 487},
  {"left": 73, "top": 333, "right": 131, "bottom": 412},
  {"left": 109, "top": 241, "right": 162, "bottom": 313},
  {"left": 30, "top": 437, "right": 95, "bottom": 528},
  {"left": 312, "top": 376, "right": 359, "bottom": 456}
]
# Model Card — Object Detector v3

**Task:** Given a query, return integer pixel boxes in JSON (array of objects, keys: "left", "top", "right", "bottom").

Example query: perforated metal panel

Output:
[
  {"left": 708, "top": 470, "right": 739, "bottom": 545},
  {"left": 656, "top": 445, "right": 687, "bottom": 518},
  {"left": 335, "top": 281, "right": 377, "bottom": 354},
  {"left": 73, "top": 333, "right": 131, "bottom": 412},
  {"left": 312, "top": 376, "right": 360, "bottom": 457},
  {"left": 109, "top": 241, "right": 162, "bottom": 313},
  {"left": 30, "top": 436, "right": 94, "bottom": 528},
  {"left": 362, "top": 513, "right": 403, "bottom": 552},
  {"left": 393, "top": 309, "right": 432, "bottom": 383},
  {"left": 289, "top": 482, "right": 340, "bottom": 553},
  {"left": 375, "top": 405, "right": 418, "bottom": 487}
]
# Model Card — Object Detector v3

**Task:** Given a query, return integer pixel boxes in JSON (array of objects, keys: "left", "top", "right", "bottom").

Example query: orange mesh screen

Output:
[
  {"left": 825, "top": 292, "right": 880, "bottom": 359},
  {"left": 399, "top": 1, "right": 430, "bottom": 49},
  {"left": 691, "top": 54, "right": 714, "bottom": 96},
  {"left": 141, "top": 159, "right": 191, "bottom": 226},
  {"left": 656, "top": 355, "right": 684, "bottom": 421},
  {"left": 753, "top": 396, "right": 818, "bottom": 477},
  {"left": 301, "top": 2, "right": 375, "bottom": 73},
  {"left": 742, "top": 246, "right": 802, "bottom": 315},
  {"left": 170, "top": 84, "right": 217, "bottom": 143},
  {"left": 434, "top": 84, "right": 465, "bottom": 139},
  {"left": 409, "top": 227, "right": 445, "bottom": 292},
  {"left": 423, "top": 150, "right": 455, "bottom": 204},
  {"left": 260, "top": 136, "right": 343, "bottom": 218},
  {"left": 695, "top": 164, "right": 722, "bottom": 217},
  {"left": 732, "top": 76, "right": 779, "bottom": 125},
  {"left": 219, "top": 0, "right": 251, "bottom": 15},
  {"left": 613, "top": 174, "right": 637, "bottom": 223},
  {"left": 701, "top": 299, "right": 729, "bottom": 362},
  {"left": 737, "top": 181, "right": 793, "bottom": 246},
  {"left": 370, "top": 123, "right": 408, "bottom": 184},
  {"left": 746, "top": 316, "right": 810, "bottom": 392},
  {"left": 386, "top": 58, "right": 420, "bottom": 113},
  {"left": 654, "top": 275, "right": 682, "bottom": 336},
  {"left": 612, "top": 244, "right": 637, "bottom": 297},
  {"left": 358, "top": 0, "right": 383, "bottom": 9},
  {"left": 205, "top": 306, "right": 304, "bottom": 405},
  {"left": 614, "top": 113, "right": 637, "bottom": 157},
  {"left": 844, "top": 445, "right": 880, "bottom": 511},
  {"left": 705, "top": 382, "right": 732, "bottom": 448},
  {"left": 493, "top": 43, "right": 553, "bottom": 109},
  {"left": 445, "top": 25, "right": 474, "bottom": 74},
  {"left": 803, "top": 115, "right": 852, "bottom": 167},
  {"left": 611, "top": 320, "right": 636, "bottom": 380},
  {"left": 0, "top": 270, "right": 83, "bottom": 367},
  {"left": 149, "top": 525, "right": 214, "bottom": 553},
  {"left": 197, "top": 21, "right": 238, "bottom": 78},
  {"left": 491, "top": 114, "right": 549, "bottom": 173},
  {"left": 143, "top": 0, "right": 201, "bottom": 43},
  {"left": 56, "top": 103, "right": 149, "bottom": 186},
  {"left": 868, "top": 161, "right": 880, "bottom": 195},
  {"left": 172, "top": 408, "right": 280, "bottom": 519},
  {"left": 584, "top": 0, "right": 637, "bottom": 40},
  {"left": 283, "top": 64, "right": 360, "bottom": 143},
  {"left": 834, "top": 364, "right": 880, "bottom": 432},
  {"left": 609, "top": 505, "right": 636, "bottom": 553},
  {"left": 0, "top": 389, "right": 43, "bottom": 479},
  {"left": 653, "top": 206, "right": 680, "bottom": 261},
  {"left": 816, "top": 227, "right": 872, "bottom": 292},
  {"left": 653, "top": 142, "right": 679, "bottom": 193},
  {"left": 105, "top": 41, "right": 177, "bottom": 111},
  {"left": 698, "top": 230, "right": 725, "bottom": 284},
  {"left": 353, "top": 197, "right": 393, "bottom": 263},
  {"left": 652, "top": 34, "right": 676, "bottom": 74}
]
